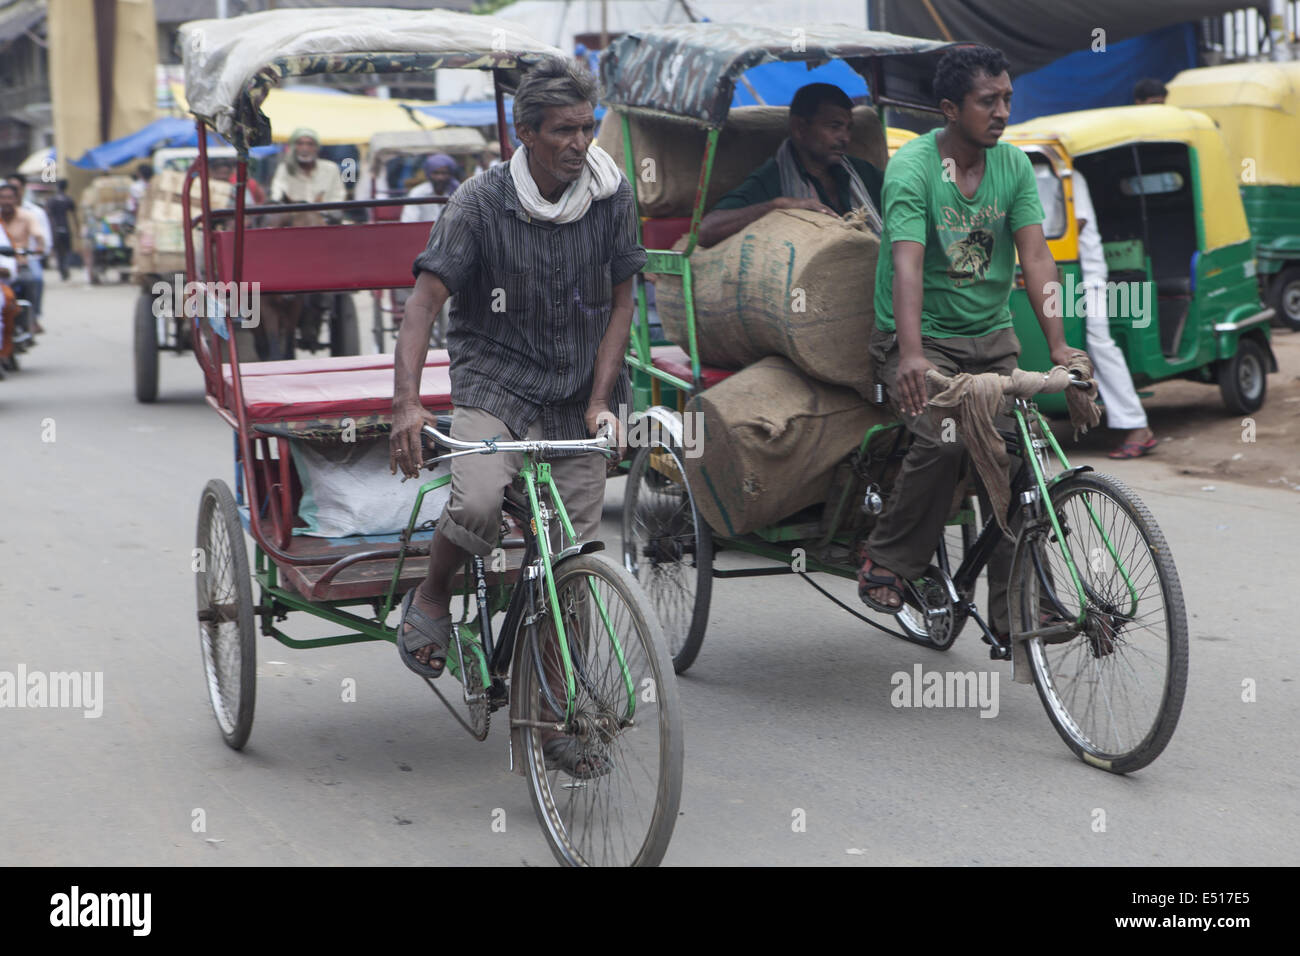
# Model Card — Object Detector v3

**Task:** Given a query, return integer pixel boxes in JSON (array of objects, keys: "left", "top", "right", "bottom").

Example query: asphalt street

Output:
[{"left": 1, "top": 275, "right": 1295, "bottom": 865}]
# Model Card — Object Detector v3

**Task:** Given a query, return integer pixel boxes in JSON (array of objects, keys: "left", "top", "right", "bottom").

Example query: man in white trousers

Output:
[{"left": 1073, "top": 170, "right": 1157, "bottom": 459}]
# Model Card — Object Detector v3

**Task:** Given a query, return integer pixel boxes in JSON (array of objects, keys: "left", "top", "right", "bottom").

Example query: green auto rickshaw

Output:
[
  {"left": 1167, "top": 60, "right": 1300, "bottom": 330},
  {"left": 1004, "top": 104, "right": 1277, "bottom": 414}
]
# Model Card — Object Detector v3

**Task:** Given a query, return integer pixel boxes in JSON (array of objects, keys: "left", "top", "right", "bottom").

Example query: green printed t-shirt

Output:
[{"left": 875, "top": 129, "right": 1044, "bottom": 338}]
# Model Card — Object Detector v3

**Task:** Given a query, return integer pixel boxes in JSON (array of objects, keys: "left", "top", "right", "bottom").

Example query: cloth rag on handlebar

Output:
[{"left": 927, "top": 356, "right": 1100, "bottom": 535}]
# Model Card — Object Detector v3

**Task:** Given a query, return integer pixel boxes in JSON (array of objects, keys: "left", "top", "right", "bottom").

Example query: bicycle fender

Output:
[
  {"left": 552, "top": 540, "right": 605, "bottom": 564},
  {"left": 1046, "top": 464, "right": 1094, "bottom": 492}
]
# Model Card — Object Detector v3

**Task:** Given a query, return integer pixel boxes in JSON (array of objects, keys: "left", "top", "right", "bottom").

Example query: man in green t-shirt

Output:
[
  {"left": 698, "top": 83, "right": 884, "bottom": 248},
  {"left": 858, "top": 45, "right": 1083, "bottom": 640}
]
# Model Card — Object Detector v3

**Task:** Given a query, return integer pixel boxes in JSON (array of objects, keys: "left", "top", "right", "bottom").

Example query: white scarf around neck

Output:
[{"left": 510, "top": 143, "right": 622, "bottom": 223}]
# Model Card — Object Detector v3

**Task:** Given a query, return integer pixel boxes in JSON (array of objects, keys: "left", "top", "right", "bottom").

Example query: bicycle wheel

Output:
[
  {"left": 195, "top": 479, "right": 257, "bottom": 750},
  {"left": 622, "top": 438, "right": 713, "bottom": 673},
  {"left": 515, "top": 552, "right": 684, "bottom": 866},
  {"left": 1010, "top": 472, "right": 1187, "bottom": 774}
]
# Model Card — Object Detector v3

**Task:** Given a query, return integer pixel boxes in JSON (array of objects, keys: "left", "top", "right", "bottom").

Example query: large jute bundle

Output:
[
  {"left": 684, "top": 356, "right": 891, "bottom": 536},
  {"left": 657, "top": 207, "right": 880, "bottom": 397},
  {"left": 596, "top": 106, "right": 886, "bottom": 219}
]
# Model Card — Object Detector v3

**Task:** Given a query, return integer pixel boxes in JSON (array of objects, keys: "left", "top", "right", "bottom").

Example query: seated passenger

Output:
[{"left": 697, "top": 83, "right": 884, "bottom": 249}]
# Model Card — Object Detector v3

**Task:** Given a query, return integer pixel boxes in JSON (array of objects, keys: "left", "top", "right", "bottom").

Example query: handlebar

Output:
[
  {"left": 925, "top": 366, "right": 1093, "bottom": 398},
  {"left": 418, "top": 423, "right": 616, "bottom": 468}
]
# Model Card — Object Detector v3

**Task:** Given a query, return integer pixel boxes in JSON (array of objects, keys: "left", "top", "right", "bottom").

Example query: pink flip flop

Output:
[{"left": 1108, "top": 437, "right": 1158, "bottom": 460}]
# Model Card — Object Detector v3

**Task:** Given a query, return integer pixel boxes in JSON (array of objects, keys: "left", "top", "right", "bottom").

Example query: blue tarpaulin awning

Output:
[
  {"left": 72, "top": 118, "right": 279, "bottom": 171},
  {"left": 1007, "top": 23, "right": 1198, "bottom": 123},
  {"left": 729, "top": 58, "right": 869, "bottom": 107}
]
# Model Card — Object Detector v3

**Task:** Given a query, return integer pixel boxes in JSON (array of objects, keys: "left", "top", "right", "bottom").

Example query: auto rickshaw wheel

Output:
[
  {"left": 1218, "top": 337, "right": 1268, "bottom": 415},
  {"left": 134, "top": 289, "right": 160, "bottom": 403},
  {"left": 1270, "top": 267, "right": 1300, "bottom": 332}
]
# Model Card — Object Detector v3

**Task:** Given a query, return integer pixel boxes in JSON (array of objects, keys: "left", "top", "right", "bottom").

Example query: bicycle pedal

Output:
[{"left": 988, "top": 644, "right": 1011, "bottom": 661}]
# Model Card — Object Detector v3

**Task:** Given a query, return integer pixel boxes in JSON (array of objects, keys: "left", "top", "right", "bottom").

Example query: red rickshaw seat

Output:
[
  {"left": 231, "top": 350, "right": 449, "bottom": 377},
  {"left": 211, "top": 220, "right": 431, "bottom": 292},
  {"left": 221, "top": 363, "right": 453, "bottom": 422},
  {"left": 648, "top": 345, "right": 734, "bottom": 390}
]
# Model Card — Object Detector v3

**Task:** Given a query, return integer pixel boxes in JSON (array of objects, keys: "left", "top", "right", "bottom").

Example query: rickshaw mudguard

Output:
[{"left": 1213, "top": 306, "right": 1278, "bottom": 368}]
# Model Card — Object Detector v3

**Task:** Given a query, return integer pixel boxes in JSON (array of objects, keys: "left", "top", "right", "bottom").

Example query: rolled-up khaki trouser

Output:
[
  {"left": 864, "top": 326, "right": 1023, "bottom": 633},
  {"left": 435, "top": 405, "right": 607, "bottom": 557}
]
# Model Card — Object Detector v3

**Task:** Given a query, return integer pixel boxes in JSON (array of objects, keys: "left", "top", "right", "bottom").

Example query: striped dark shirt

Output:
[{"left": 412, "top": 163, "right": 647, "bottom": 442}]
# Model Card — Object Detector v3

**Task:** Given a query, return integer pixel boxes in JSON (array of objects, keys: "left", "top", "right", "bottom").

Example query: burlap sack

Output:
[
  {"left": 657, "top": 207, "right": 880, "bottom": 397},
  {"left": 684, "top": 356, "right": 891, "bottom": 536},
  {"left": 597, "top": 105, "right": 886, "bottom": 219}
]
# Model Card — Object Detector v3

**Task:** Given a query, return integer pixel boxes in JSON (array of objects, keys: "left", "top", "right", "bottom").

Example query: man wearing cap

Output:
[
  {"left": 400, "top": 153, "right": 459, "bottom": 224},
  {"left": 269, "top": 128, "right": 345, "bottom": 210}
]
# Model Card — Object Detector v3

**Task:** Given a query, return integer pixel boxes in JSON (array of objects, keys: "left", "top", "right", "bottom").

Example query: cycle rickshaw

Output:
[
  {"left": 179, "top": 7, "right": 682, "bottom": 866},
  {"left": 603, "top": 23, "right": 1189, "bottom": 774}
]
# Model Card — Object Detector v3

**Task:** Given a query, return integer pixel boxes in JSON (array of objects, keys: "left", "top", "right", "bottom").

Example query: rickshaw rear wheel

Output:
[
  {"left": 329, "top": 294, "right": 361, "bottom": 356},
  {"left": 195, "top": 479, "right": 257, "bottom": 750},
  {"left": 622, "top": 435, "right": 713, "bottom": 674},
  {"left": 134, "top": 290, "right": 160, "bottom": 403},
  {"left": 1269, "top": 267, "right": 1300, "bottom": 332},
  {"left": 1217, "top": 337, "right": 1268, "bottom": 414}
]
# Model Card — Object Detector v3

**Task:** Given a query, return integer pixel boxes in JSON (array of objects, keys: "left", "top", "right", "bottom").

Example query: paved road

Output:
[{"left": 1, "top": 277, "right": 1296, "bottom": 865}]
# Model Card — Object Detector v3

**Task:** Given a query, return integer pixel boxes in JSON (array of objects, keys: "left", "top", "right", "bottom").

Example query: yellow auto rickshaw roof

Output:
[
  {"left": 1167, "top": 62, "right": 1300, "bottom": 185},
  {"left": 886, "top": 126, "right": 917, "bottom": 156},
  {"left": 1167, "top": 62, "right": 1300, "bottom": 113},
  {"left": 1005, "top": 105, "right": 1250, "bottom": 251}
]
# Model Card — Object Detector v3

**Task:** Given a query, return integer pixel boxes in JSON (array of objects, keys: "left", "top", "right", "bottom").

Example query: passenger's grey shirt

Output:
[{"left": 412, "top": 163, "right": 647, "bottom": 442}]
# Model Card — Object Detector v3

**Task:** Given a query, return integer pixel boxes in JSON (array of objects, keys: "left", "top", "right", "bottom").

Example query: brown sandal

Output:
[{"left": 857, "top": 557, "right": 905, "bottom": 615}]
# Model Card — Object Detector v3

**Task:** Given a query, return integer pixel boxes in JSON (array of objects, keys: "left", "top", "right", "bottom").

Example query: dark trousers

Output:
[
  {"left": 53, "top": 230, "right": 72, "bottom": 280},
  {"left": 864, "top": 326, "right": 1022, "bottom": 633}
]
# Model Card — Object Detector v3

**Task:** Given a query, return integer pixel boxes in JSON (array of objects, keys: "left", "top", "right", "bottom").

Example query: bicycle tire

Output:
[
  {"left": 1011, "top": 472, "right": 1188, "bottom": 774},
  {"left": 515, "top": 552, "right": 684, "bottom": 866},
  {"left": 195, "top": 479, "right": 257, "bottom": 750},
  {"left": 621, "top": 438, "right": 713, "bottom": 673}
]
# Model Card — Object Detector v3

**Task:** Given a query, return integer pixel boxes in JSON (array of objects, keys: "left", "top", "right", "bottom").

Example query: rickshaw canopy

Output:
[
  {"left": 170, "top": 81, "right": 443, "bottom": 147},
  {"left": 599, "top": 23, "right": 960, "bottom": 128},
  {"left": 178, "top": 7, "right": 564, "bottom": 152},
  {"left": 1004, "top": 105, "right": 1250, "bottom": 252},
  {"left": 1166, "top": 62, "right": 1300, "bottom": 186}
]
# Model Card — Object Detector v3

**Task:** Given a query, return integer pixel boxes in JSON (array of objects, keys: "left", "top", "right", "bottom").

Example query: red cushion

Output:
[
  {"left": 221, "top": 364, "right": 452, "bottom": 422},
  {"left": 642, "top": 218, "right": 692, "bottom": 250},
  {"left": 231, "top": 350, "right": 449, "bottom": 377},
  {"left": 649, "top": 345, "right": 735, "bottom": 389},
  {"left": 211, "top": 220, "right": 432, "bottom": 292}
]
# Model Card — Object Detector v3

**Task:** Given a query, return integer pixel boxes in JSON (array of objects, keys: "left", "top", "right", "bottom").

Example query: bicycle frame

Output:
[
  {"left": 398, "top": 435, "right": 638, "bottom": 728},
  {"left": 942, "top": 398, "right": 1141, "bottom": 647}
]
